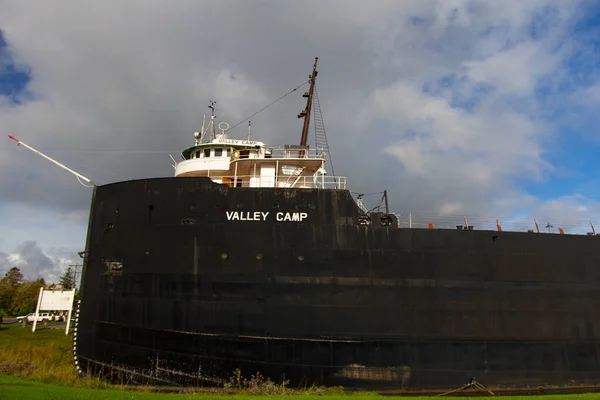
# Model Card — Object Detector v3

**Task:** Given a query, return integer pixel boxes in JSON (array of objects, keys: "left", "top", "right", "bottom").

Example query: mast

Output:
[
  {"left": 298, "top": 57, "right": 319, "bottom": 147},
  {"left": 8, "top": 135, "right": 95, "bottom": 186},
  {"left": 383, "top": 190, "right": 389, "bottom": 214},
  {"left": 208, "top": 100, "right": 217, "bottom": 140}
]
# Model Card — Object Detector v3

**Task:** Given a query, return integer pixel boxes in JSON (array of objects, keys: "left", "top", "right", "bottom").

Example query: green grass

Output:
[
  {"left": 0, "top": 322, "right": 84, "bottom": 386},
  {"left": 0, "top": 375, "right": 239, "bottom": 399},
  {"left": 4, "top": 375, "right": 600, "bottom": 400},
  {"left": 4, "top": 323, "right": 600, "bottom": 399}
]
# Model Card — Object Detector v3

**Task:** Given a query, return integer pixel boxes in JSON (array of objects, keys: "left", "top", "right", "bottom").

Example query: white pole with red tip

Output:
[{"left": 8, "top": 135, "right": 95, "bottom": 186}]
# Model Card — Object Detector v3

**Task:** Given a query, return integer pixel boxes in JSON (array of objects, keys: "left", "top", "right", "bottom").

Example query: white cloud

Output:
[
  {"left": 464, "top": 41, "right": 560, "bottom": 95},
  {"left": 534, "top": 194, "right": 600, "bottom": 222},
  {"left": 357, "top": 80, "right": 553, "bottom": 214},
  {"left": 577, "top": 81, "right": 600, "bottom": 105}
]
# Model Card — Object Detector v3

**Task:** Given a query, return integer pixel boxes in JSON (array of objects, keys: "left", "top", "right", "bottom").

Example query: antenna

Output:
[
  {"left": 195, "top": 113, "right": 207, "bottom": 145},
  {"left": 298, "top": 57, "right": 319, "bottom": 150},
  {"left": 7, "top": 135, "right": 95, "bottom": 187},
  {"left": 248, "top": 121, "right": 251, "bottom": 141},
  {"left": 208, "top": 101, "right": 217, "bottom": 140}
]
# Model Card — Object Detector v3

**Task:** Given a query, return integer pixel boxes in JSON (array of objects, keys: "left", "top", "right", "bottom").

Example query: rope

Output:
[
  {"left": 76, "top": 175, "right": 95, "bottom": 188},
  {"left": 366, "top": 193, "right": 386, "bottom": 213},
  {"left": 225, "top": 80, "right": 309, "bottom": 134},
  {"left": 351, "top": 191, "right": 385, "bottom": 197}
]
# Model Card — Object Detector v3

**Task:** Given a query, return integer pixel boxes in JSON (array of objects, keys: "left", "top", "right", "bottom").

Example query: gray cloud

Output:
[{"left": 0, "top": 241, "right": 79, "bottom": 283}]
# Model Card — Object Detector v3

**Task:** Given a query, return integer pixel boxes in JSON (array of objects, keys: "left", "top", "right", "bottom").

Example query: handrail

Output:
[
  {"left": 215, "top": 174, "right": 347, "bottom": 189},
  {"left": 384, "top": 211, "right": 598, "bottom": 235},
  {"left": 231, "top": 147, "right": 327, "bottom": 161}
]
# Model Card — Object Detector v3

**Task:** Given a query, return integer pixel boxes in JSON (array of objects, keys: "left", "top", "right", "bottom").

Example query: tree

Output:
[
  {"left": 4, "top": 267, "right": 23, "bottom": 287},
  {"left": 59, "top": 267, "right": 75, "bottom": 289},
  {"left": 0, "top": 268, "right": 24, "bottom": 316},
  {"left": 10, "top": 280, "right": 44, "bottom": 316},
  {"left": 0, "top": 279, "right": 14, "bottom": 316}
]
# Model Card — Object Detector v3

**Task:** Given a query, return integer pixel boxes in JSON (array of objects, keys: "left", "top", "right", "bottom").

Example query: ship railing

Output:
[
  {"left": 269, "top": 146, "right": 328, "bottom": 160},
  {"left": 388, "top": 211, "right": 598, "bottom": 235},
  {"left": 230, "top": 147, "right": 328, "bottom": 161},
  {"left": 223, "top": 174, "right": 347, "bottom": 189}
]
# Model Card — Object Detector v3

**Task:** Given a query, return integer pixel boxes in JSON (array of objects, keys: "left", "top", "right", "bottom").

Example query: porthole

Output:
[
  {"left": 297, "top": 255, "right": 304, "bottom": 261},
  {"left": 256, "top": 253, "right": 263, "bottom": 260},
  {"left": 221, "top": 253, "right": 228, "bottom": 260}
]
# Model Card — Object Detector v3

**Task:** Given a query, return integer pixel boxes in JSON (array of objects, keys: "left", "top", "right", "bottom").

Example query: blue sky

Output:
[
  {"left": 0, "top": 30, "right": 29, "bottom": 102},
  {"left": 2, "top": 1, "right": 600, "bottom": 280},
  {"left": 525, "top": 6, "right": 600, "bottom": 201}
]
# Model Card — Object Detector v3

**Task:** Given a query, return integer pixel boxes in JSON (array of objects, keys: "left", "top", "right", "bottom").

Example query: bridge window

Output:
[
  {"left": 214, "top": 148, "right": 223, "bottom": 157},
  {"left": 204, "top": 149, "right": 211, "bottom": 158}
]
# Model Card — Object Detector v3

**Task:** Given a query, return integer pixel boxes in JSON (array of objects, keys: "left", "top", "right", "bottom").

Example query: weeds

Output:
[
  {"left": 225, "top": 368, "right": 289, "bottom": 394},
  {"left": 0, "top": 359, "right": 35, "bottom": 376},
  {"left": 0, "top": 324, "right": 109, "bottom": 389},
  {"left": 223, "top": 368, "right": 345, "bottom": 395},
  {"left": 0, "top": 323, "right": 346, "bottom": 395}
]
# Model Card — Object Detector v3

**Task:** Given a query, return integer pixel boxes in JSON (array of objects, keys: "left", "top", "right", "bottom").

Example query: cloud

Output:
[
  {"left": 464, "top": 41, "right": 561, "bottom": 95},
  {"left": 0, "top": 0, "right": 599, "bottom": 266},
  {"left": 533, "top": 194, "right": 600, "bottom": 227},
  {"left": 357, "top": 80, "right": 552, "bottom": 214},
  {"left": 0, "top": 241, "right": 79, "bottom": 283}
]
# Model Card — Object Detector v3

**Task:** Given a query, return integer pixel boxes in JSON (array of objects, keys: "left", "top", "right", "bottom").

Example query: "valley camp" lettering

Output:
[{"left": 225, "top": 211, "right": 308, "bottom": 222}]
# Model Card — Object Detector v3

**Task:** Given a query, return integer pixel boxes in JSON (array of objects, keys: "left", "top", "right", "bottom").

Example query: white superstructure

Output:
[{"left": 173, "top": 129, "right": 345, "bottom": 190}]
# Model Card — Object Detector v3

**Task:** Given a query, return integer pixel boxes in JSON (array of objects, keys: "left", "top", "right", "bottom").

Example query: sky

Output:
[{"left": 1, "top": 0, "right": 600, "bottom": 281}]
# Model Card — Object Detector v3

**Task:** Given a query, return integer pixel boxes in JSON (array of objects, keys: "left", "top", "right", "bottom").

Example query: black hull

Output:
[{"left": 74, "top": 177, "right": 600, "bottom": 390}]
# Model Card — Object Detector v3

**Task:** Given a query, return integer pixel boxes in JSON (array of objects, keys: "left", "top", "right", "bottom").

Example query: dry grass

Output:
[
  {"left": 0, "top": 323, "right": 110, "bottom": 389},
  {"left": 0, "top": 323, "right": 343, "bottom": 394}
]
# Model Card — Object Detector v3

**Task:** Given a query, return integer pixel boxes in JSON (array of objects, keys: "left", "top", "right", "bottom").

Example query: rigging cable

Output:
[
  {"left": 225, "top": 79, "right": 309, "bottom": 134},
  {"left": 366, "top": 192, "right": 386, "bottom": 213},
  {"left": 351, "top": 191, "right": 385, "bottom": 197},
  {"left": 76, "top": 175, "right": 95, "bottom": 188}
]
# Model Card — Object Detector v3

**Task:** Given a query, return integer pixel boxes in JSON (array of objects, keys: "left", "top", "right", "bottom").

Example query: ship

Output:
[{"left": 9, "top": 57, "right": 600, "bottom": 392}]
